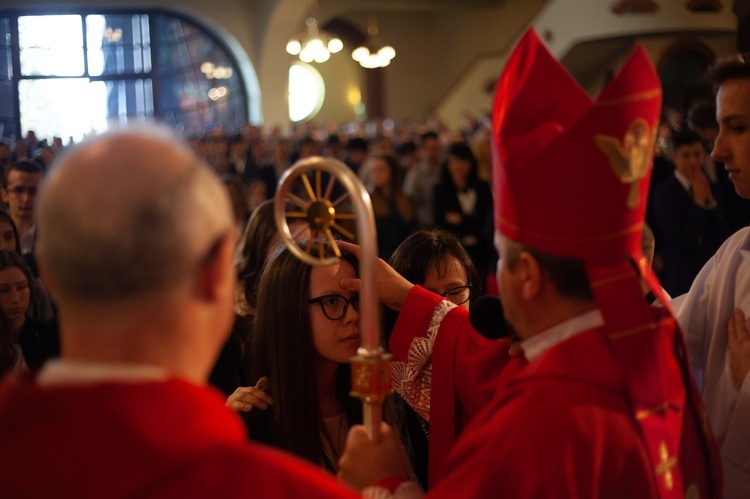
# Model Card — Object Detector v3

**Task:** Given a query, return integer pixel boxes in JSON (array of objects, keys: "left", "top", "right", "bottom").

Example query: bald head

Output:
[{"left": 37, "top": 128, "right": 233, "bottom": 303}]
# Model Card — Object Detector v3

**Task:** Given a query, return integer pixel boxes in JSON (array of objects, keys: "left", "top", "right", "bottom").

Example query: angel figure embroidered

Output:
[{"left": 595, "top": 118, "right": 655, "bottom": 209}]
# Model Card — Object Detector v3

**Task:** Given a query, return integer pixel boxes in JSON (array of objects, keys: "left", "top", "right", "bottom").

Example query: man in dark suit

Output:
[{"left": 653, "top": 129, "right": 729, "bottom": 296}]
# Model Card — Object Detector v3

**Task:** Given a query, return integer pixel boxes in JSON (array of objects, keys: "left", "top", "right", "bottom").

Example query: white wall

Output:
[
  {"left": 435, "top": 0, "right": 737, "bottom": 127},
  {"left": 343, "top": 11, "right": 443, "bottom": 122},
  {"left": 310, "top": 50, "right": 363, "bottom": 125},
  {"left": 534, "top": 0, "right": 736, "bottom": 57},
  {"left": 430, "top": 0, "right": 548, "bottom": 124},
  {"left": 260, "top": 0, "right": 550, "bottom": 129}
]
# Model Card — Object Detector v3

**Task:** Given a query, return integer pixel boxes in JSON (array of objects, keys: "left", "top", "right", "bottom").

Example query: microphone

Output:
[{"left": 469, "top": 295, "right": 511, "bottom": 340}]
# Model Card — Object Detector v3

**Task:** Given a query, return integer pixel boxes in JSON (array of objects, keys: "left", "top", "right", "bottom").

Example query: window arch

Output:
[
  {"left": 0, "top": 9, "right": 254, "bottom": 143},
  {"left": 658, "top": 39, "right": 715, "bottom": 111}
]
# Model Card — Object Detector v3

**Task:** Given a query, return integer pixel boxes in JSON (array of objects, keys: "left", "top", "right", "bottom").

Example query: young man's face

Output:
[
  {"left": 1, "top": 170, "right": 41, "bottom": 223},
  {"left": 671, "top": 142, "right": 704, "bottom": 179},
  {"left": 422, "top": 138, "right": 442, "bottom": 161},
  {"left": 713, "top": 78, "right": 750, "bottom": 198}
]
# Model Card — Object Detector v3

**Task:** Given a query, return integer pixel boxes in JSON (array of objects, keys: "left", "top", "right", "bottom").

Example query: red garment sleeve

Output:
[{"left": 389, "top": 286, "right": 510, "bottom": 487}]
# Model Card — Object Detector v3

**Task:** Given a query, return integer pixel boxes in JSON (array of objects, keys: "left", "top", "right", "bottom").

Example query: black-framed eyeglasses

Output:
[
  {"left": 440, "top": 285, "right": 472, "bottom": 305},
  {"left": 308, "top": 293, "right": 359, "bottom": 320},
  {"left": 5, "top": 186, "right": 38, "bottom": 197}
]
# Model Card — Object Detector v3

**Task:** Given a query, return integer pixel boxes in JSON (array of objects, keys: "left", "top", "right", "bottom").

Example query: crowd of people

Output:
[{"left": 0, "top": 27, "right": 749, "bottom": 498}]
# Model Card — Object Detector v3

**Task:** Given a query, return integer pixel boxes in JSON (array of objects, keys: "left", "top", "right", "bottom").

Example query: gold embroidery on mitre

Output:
[
  {"left": 595, "top": 119, "right": 656, "bottom": 209},
  {"left": 655, "top": 441, "right": 678, "bottom": 491}
]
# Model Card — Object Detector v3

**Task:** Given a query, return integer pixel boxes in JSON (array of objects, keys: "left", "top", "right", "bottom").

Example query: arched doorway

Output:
[{"left": 658, "top": 39, "right": 715, "bottom": 111}]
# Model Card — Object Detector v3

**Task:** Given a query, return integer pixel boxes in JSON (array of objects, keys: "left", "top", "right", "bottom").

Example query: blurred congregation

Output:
[{"left": 1, "top": 103, "right": 746, "bottom": 304}]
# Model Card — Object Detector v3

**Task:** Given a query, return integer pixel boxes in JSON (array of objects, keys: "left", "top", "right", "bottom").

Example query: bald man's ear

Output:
[{"left": 196, "top": 232, "right": 235, "bottom": 302}]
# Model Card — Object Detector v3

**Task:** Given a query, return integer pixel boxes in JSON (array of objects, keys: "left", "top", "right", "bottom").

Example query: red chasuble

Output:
[
  {"left": 388, "top": 302, "right": 713, "bottom": 498},
  {"left": 382, "top": 27, "right": 720, "bottom": 499},
  {"left": 488, "top": 27, "right": 721, "bottom": 498},
  {"left": 424, "top": 321, "right": 712, "bottom": 498},
  {"left": 0, "top": 374, "right": 358, "bottom": 498}
]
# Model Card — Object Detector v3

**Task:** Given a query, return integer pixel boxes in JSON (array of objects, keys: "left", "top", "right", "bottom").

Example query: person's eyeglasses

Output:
[
  {"left": 308, "top": 293, "right": 359, "bottom": 320},
  {"left": 5, "top": 186, "right": 38, "bottom": 197},
  {"left": 440, "top": 285, "right": 472, "bottom": 305}
]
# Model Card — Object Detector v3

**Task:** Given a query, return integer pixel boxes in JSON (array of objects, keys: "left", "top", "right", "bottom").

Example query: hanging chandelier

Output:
[
  {"left": 352, "top": 18, "right": 395, "bottom": 69},
  {"left": 285, "top": 0, "right": 343, "bottom": 64}
]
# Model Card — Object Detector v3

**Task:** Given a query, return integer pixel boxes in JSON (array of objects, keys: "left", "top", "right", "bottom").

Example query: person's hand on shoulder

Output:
[{"left": 225, "top": 376, "right": 274, "bottom": 412}]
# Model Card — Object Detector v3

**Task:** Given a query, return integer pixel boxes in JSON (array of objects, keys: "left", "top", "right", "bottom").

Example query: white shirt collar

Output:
[
  {"left": 521, "top": 309, "right": 604, "bottom": 362},
  {"left": 37, "top": 359, "right": 170, "bottom": 386},
  {"left": 673, "top": 170, "right": 691, "bottom": 192},
  {"left": 19, "top": 223, "right": 35, "bottom": 255}
]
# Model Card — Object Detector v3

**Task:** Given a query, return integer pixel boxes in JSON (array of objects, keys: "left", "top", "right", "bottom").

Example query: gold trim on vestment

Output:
[{"left": 596, "top": 88, "right": 661, "bottom": 107}]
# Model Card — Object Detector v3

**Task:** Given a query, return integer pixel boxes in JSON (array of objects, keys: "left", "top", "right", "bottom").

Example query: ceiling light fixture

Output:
[
  {"left": 285, "top": 0, "right": 343, "bottom": 64},
  {"left": 352, "top": 18, "right": 395, "bottom": 69}
]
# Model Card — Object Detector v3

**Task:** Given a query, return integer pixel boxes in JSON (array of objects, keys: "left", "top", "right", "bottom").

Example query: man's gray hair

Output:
[{"left": 36, "top": 126, "right": 232, "bottom": 302}]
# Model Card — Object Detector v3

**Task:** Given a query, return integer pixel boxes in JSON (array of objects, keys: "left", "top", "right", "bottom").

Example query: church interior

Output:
[{"left": 0, "top": 0, "right": 745, "bottom": 136}]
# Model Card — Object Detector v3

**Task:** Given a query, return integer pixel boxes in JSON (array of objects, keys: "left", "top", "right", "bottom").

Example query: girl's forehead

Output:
[
  {"left": 430, "top": 255, "right": 466, "bottom": 280},
  {"left": 311, "top": 259, "right": 355, "bottom": 282},
  {"left": 0, "top": 266, "right": 26, "bottom": 281}
]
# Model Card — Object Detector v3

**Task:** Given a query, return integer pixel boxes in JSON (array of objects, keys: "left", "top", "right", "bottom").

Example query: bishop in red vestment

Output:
[{"left": 339, "top": 29, "right": 722, "bottom": 499}]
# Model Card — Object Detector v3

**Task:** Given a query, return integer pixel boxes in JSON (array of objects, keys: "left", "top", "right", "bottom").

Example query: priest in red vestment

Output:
[
  {"left": 0, "top": 130, "right": 365, "bottom": 498},
  {"left": 338, "top": 29, "right": 722, "bottom": 499}
]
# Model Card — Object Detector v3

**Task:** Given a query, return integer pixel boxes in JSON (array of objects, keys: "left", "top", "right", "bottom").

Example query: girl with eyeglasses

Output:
[
  {"left": 236, "top": 243, "right": 414, "bottom": 475},
  {"left": 389, "top": 229, "right": 479, "bottom": 314},
  {"left": 210, "top": 199, "right": 309, "bottom": 397},
  {"left": 380, "top": 228, "right": 481, "bottom": 488}
]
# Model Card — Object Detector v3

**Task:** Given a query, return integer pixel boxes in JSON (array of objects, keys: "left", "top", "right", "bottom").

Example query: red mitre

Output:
[
  {"left": 492, "top": 29, "right": 659, "bottom": 259},
  {"left": 491, "top": 29, "right": 722, "bottom": 498}
]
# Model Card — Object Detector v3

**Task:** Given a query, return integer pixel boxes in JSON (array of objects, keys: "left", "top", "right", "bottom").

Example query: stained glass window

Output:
[{"left": 1, "top": 10, "right": 250, "bottom": 142}]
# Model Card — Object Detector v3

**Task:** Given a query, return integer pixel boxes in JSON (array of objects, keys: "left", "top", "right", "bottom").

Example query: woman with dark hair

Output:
[
  {"left": 391, "top": 229, "right": 480, "bottom": 304},
  {"left": 433, "top": 141, "right": 494, "bottom": 278},
  {"left": 235, "top": 199, "right": 310, "bottom": 318},
  {"left": 237, "top": 244, "right": 413, "bottom": 475},
  {"left": 209, "top": 199, "right": 308, "bottom": 396},
  {"left": 247, "top": 245, "right": 360, "bottom": 471},
  {"left": 0, "top": 210, "right": 54, "bottom": 324},
  {"left": 369, "top": 155, "right": 415, "bottom": 259},
  {"left": 384, "top": 229, "right": 481, "bottom": 342},
  {"left": 235, "top": 199, "right": 278, "bottom": 318},
  {"left": 0, "top": 210, "right": 21, "bottom": 253},
  {"left": 220, "top": 173, "right": 250, "bottom": 234},
  {"left": 0, "top": 250, "right": 58, "bottom": 376},
  {"left": 383, "top": 228, "right": 482, "bottom": 488}
]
